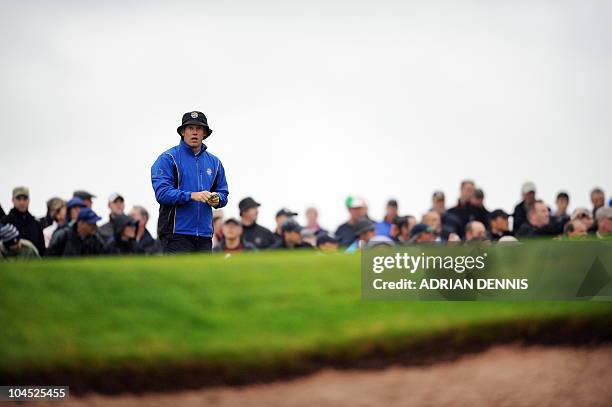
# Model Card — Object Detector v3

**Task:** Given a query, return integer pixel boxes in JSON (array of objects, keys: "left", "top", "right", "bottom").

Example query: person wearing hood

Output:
[
  {"left": 104, "top": 214, "right": 140, "bottom": 255},
  {"left": 2, "top": 186, "right": 45, "bottom": 256}
]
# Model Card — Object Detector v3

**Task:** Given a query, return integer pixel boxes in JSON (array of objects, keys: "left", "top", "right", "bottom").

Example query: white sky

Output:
[{"left": 1, "top": 0, "right": 611, "bottom": 235}]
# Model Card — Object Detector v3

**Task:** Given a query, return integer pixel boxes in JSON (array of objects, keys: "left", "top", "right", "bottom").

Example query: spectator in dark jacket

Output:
[
  {"left": 516, "top": 200, "right": 560, "bottom": 238},
  {"left": 239, "top": 197, "right": 276, "bottom": 249},
  {"left": 99, "top": 193, "right": 126, "bottom": 242},
  {"left": 48, "top": 208, "right": 105, "bottom": 256},
  {"left": 2, "top": 186, "right": 45, "bottom": 256},
  {"left": 129, "top": 206, "right": 161, "bottom": 254},
  {"left": 513, "top": 182, "right": 537, "bottom": 233},
  {"left": 273, "top": 208, "right": 298, "bottom": 243},
  {"left": 489, "top": 209, "right": 513, "bottom": 241},
  {"left": 552, "top": 191, "right": 570, "bottom": 229},
  {"left": 104, "top": 214, "right": 139, "bottom": 255},
  {"left": 447, "top": 180, "right": 483, "bottom": 233},
  {"left": 271, "top": 219, "right": 313, "bottom": 249},
  {"left": 431, "top": 191, "right": 462, "bottom": 237},
  {"left": 335, "top": 196, "right": 368, "bottom": 247},
  {"left": 214, "top": 218, "right": 257, "bottom": 253}
]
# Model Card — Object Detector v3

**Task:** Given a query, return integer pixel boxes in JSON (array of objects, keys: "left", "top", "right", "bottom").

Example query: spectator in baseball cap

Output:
[
  {"left": 66, "top": 197, "right": 87, "bottom": 222},
  {"left": 345, "top": 218, "right": 390, "bottom": 252},
  {"left": 1, "top": 186, "right": 46, "bottom": 256},
  {"left": 48, "top": 207, "right": 106, "bottom": 256},
  {"left": 489, "top": 209, "right": 513, "bottom": 241},
  {"left": 273, "top": 208, "right": 298, "bottom": 242},
  {"left": 99, "top": 193, "right": 126, "bottom": 243},
  {"left": 335, "top": 195, "right": 368, "bottom": 247},
  {"left": 239, "top": 197, "right": 276, "bottom": 249},
  {"left": 408, "top": 223, "right": 437, "bottom": 244},
  {"left": 72, "top": 190, "right": 96, "bottom": 208},
  {"left": 271, "top": 219, "right": 313, "bottom": 249},
  {"left": 512, "top": 182, "right": 536, "bottom": 233},
  {"left": 214, "top": 218, "right": 257, "bottom": 253},
  {"left": 0, "top": 223, "right": 40, "bottom": 260},
  {"left": 595, "top": 206, "right": 612, "bottom": 239}
]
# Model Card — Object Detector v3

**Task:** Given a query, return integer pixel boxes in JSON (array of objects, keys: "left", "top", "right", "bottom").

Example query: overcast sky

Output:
[{"left": 1, "top": 0, "right": 610, "bottom": 234}]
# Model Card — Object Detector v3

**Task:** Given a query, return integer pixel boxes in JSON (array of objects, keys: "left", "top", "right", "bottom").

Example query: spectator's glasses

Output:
[
  {"left": 14, "top": 195, "right": 29, "bottom": 201},
  {"left": 577, "top": 213, "right": 592, "bottom": 220}
]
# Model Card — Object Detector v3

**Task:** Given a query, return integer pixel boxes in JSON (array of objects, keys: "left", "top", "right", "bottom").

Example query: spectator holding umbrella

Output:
[
  {"left": 2, "top": 186, "right": 45, "bottom": 256},
  {"left": 0, "top": 223, "right": 40, "bottom": 260}
]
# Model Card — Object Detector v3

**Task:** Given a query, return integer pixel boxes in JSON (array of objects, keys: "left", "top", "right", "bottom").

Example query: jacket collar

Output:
[{"left": 179, "top": 139, "right": 208, "bottom": 156}]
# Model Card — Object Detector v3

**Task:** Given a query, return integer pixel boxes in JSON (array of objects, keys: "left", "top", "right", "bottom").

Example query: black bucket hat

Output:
[{"left": 177, "top": 111, "right": 213, "bottom": 138}]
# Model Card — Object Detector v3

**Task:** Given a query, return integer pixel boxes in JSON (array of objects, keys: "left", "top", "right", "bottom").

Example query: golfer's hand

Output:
[
  {"left": 208, "top": 192, "right": 220, "bottom": 207},
  {"left": 191, "top": 191, "right": 213, "bottom": 203}
]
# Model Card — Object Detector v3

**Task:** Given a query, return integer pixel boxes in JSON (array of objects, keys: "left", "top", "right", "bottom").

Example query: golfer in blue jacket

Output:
[{"left": 151, "top": 111, "right": 229, "bottom": 253}]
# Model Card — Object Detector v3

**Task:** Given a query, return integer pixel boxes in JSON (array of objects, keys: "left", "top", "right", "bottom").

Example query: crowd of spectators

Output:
[{"left": 1, "top": 180, "right": 611, "bottom": 260}]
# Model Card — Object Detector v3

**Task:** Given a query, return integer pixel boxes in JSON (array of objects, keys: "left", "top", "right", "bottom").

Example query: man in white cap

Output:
[{"left": 513, "top": 181, "right": 537, "bottom": 233}]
